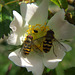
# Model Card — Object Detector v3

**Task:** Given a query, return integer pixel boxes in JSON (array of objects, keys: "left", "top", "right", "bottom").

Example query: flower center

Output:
[
  {"left": 27, "top": 23, "right": 49, "bottom": 40},
  {"left": 24, "top": 23, "right": 50, "bottom": 52}
]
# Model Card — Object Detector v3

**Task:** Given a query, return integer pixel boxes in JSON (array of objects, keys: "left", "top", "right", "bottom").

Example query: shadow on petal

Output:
[
  {"left": 23, "top": 51, "right": 44, "bottom": 75},
  {"left": 8, "top": 49, "right": 33, "bottom": 67}
]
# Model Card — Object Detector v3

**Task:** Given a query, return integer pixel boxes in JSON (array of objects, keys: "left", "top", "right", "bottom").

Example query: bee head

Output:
[
  {"left": 27, "top": 35, "right": 33, "bottom": 40},
  {"left": 47, "top": 30, "right": 54, "bottom": 35}
]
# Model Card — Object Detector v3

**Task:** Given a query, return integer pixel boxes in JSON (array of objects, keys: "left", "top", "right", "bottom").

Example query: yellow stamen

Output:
[
  {"left": 28, "top": 31, "right": 30, "bottom": 34},
  {"left": 29, "top": 28, "right": 31, "bottom": 30},
  {"left": 41, "top": 28, "right": 44, "bottom": 31},
  {"left": 26, "top": 29, "right": 29, "bottom": 32},
  {"left": 44, "top": 22, "right": 47, "bottom": 25},
  {"left": 28, "top": 25, "right": 31, "bottom": 28},
  {"left": 35, "top": 28, "right": 39, "bottom": 30},
  {"left": 46, "top": 26, "right": 49, "bottom": 30},
  {"left": 25, "top": 33, "right": 27, "bottom": 37},
  {"left": 41, "top": 26, "right": 45, "bottom": 29},
  {"left": 32, "top": 30, "right": 35, "bottom": 34},
  {"left": 40, "top": 26, "right": 45, "bottom": 31},
  {"left": 32, "top": 26, "right": 35, "bottom": 28},
  {"left": 43, "top": 28, "right": 46, "bottom": 32},
  {"left": 36, "top": 24, "right": 41, "bottom": 26}
]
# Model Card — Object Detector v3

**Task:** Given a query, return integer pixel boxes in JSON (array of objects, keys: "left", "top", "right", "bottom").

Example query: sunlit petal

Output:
[
  {"left": 47, "top": 9, "right": 75, "bottom": 40},
  {"left": 43, "top": 41, "right": 66, "bottom": 69},
  {"left": 7, "top": 33, "right": 18, "bottom": 45},
  {"left": 20, "top": 3, "right": 27, "bottom": 19},
  {"left": 29, "top": 0, "right": 49, "bottom": 26},
  {"left": 8, "top": 49, "right": 44, "bottom": 75},
  {"left": 8, "top": 49, "right": 33, "bottom": 67},
  {"left": 20, "top": 3, "right": 38, "bottom": 25},
  {"left": 10, "top": 11, "right": 23, "bottom": 29},
  {"left": 24, "top": 51, "right": 44, "bottom": 75},
  {"left": 60, "top": 42, "right": 72, "bottom": 52},
  {"left": 9, "top": 10, "right": 29, "bottom": 45}
]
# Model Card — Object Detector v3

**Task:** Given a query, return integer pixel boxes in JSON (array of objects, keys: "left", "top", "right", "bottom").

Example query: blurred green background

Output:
[{"left": 0, "top": 0, "right": 75, "bottom": 75}]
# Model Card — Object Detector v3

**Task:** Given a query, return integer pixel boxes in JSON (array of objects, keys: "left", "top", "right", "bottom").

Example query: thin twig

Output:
[{"left": 6, "top": 64, "right": 12, "bottom": 75}]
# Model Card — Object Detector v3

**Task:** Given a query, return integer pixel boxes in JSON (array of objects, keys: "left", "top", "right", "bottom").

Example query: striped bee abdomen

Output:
[
  {"left": 43, "top": 39, "right": 53, "bottom": 53},
  {"left": 23, "top": 45, "right": 31, "bottom": 55},
  {"left": 23, "top": 35, "right": 33, "bottom": 55}
]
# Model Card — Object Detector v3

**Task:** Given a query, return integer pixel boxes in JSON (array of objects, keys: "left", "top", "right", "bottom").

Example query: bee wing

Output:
[
  {"left": 33, "top": 36, "right": 45, "bottom": 44},
  {"left": 51, "top": 39, "right": 72, "bottom": 57},
  {"left": 53, "top": 39, "right": 68, "bottom": 52},
  {"left": 31, "top": 41, "right": 44, "bottom": 57}
]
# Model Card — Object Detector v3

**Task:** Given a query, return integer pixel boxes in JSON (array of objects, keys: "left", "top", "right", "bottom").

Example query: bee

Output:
[
  {"left": 43, "top": 30, "right": 54, "bottom": 53},
  {"left": 43, "top": 30, "right": 67, "bottom": 56},
  {"left": 21, "top": 29, "right": 66, "bottom": 57},
  {"left": 22, "top": 35, "right": 33, "bottom": 55},
  {"left": 21, "top": 30, "right": 43, "bottom": 56},
  {"left": 34, "top": 29, "right": 67, "bottom": 56}
]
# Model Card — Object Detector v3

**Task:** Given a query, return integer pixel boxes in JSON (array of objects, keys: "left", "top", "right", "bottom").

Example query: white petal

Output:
[
  {"left": 47, "top": 9, "right": 75, "bottom": 40},
  {"left": 8, "top": 26, "right": 28, "bottom": 45},
  {"left": 29, "top": 0, "right": 49, "bottom": 25},
  {"left": 8, "top": 49, "right": 22, "bottom": 66},
  {"left": 10, "top": 11, "right": 23, "bottom": 29},
  {"left": 7, "top": 33, "right": 18, "bottom": 45},
  {"left": 9, "top": 11, "right": 29, "bottom": 45},
  {"left": 60, "top": 42, "right": 72, "bottom": 52},
  {"left": 20, "top": 3, "right": 38, "bottom": 25},
  {"left": 43, "top": 41, "right": 66, "bottom": 69},
  {"left": 25, "top": 51, "right": 44, "bottom": 75},
  {"left": 8, "top": 49, "right": 33, "bottom": 67},
  {"left": 20, "top": 3, "right": 27, "bottom": 19},
  {"left": 9, "top": 49, "right": 44, "bottom": 75},
  {"left": 7, "top": 31, "right": 24, "bottom": 45}
]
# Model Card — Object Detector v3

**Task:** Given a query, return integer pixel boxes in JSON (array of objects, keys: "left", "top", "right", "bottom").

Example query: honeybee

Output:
[
  {"left": 34, "top": 29, "right": 67, "bottom": 56},
  {"left": 43, "top": 30, "right": 67, "bottom": 56},
  {"left": 22, "top": 35, "right": 33, "bottom": 55},
  {"left": 43, "top": 30, "right": 54, "bottom": 53},
  {"left": 21, "top": 30, "right": 43, "bottom": 56}
]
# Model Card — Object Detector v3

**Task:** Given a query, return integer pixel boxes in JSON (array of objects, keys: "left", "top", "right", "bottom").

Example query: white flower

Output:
[{"left": 7, "top": 0, "right": 75, "bottom": 75}]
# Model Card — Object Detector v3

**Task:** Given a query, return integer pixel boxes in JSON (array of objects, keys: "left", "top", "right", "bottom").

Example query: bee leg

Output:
[
  {"left": 53, "top": 45, "right": 57, "bottom": 57},
  {"left": 38, "top": 43, "right": 42, "bottom": 48},
  {"left": 37, "top": 41, "right": 43, "bottom": 48}
]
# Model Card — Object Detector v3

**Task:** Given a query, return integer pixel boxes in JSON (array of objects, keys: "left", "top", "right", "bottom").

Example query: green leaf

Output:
[
  {"left": 0, "top": 6, "right": 11, "bottom": 38},
  {"left": 0, "top": 1, "right": 20, "bottom": 38},
  {"left": 51, "top": 0, "right": 68, "bottom": 9},
  {"left": 56, "top": 63, "right": 64, "bottom": 75},
  {"left": 46, "top": 68, "right": 51, "bottom": 73},
  {"left": 64, "top": 67, "right": 75, "bottom": 75},
  {"left": 36, "top": 0, "right": 43, "bottom": 5},
  {"left": 51, "top": 0, "right": 60, "bottom": 7},
  {"left": 16, "top": 67, "right": 33, "bottom": 75},
  {"left": 0, "top": 4, "right": 2, "bottom": 22},
  {"left": 0, "top": 4, "right": 2, "bottom": 11}
]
